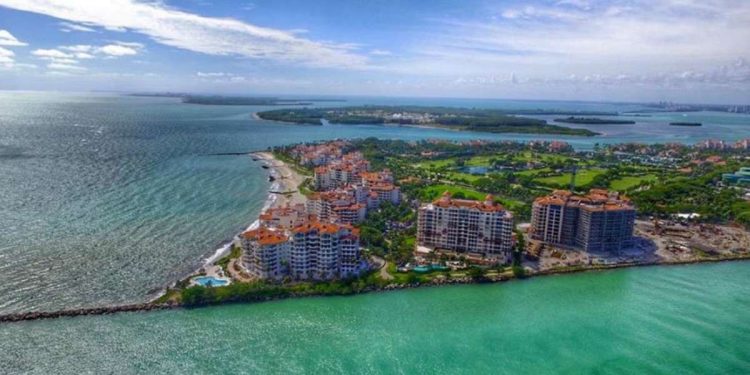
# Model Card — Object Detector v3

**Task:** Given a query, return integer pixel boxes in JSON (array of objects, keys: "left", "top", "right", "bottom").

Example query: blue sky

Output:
[{"left": 0, "top": 0, "right": 748, "bottom": 103}]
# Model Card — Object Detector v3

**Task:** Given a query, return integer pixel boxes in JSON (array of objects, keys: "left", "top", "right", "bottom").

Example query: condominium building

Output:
[
  {"left": 240, "top": 218, "right": 366, "bottom": 281},
  {"left": 240, "top": 227, "right": 290, "bottom": 280},
  {"left": 313, "top": 165, "right": 358, "bottom": 190},
  {"left": 307, "top": 190, "right": 365, "bottom": 223},
  {"left": 258, "top": 203, "right": 307, "bottom": 229},
  {"left": 312, "top": 152, "right": 370, "bottom": 190},
  {"left": 360, "top": 170, "right": 394, "bottom": 186},
  {"left": 417, "top": 192, "right": 515, "bottom": 263},
  {"left": 531, "top": 189, "right": 636, "bottom": 252},
  {"left": 290, "top": 141, "right": 348, "bottom": 166},
  {"left": 290, "top": 221, "right": 364, "bottom": 280},
  {"left": 366, "top": 183, "right": 401, "bottom": 209}
]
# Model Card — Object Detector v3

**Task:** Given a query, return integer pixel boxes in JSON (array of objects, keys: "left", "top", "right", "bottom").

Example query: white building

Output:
[
  {"left": 417, "top": 192, "right": 515, "bottom": 263},
  {"left": 240, "top": 219, "right": 366, "bottom": 281},
  {"left": 290, "top": 221, "right": 365, "bottom": 280},
  {"left": 240, "top": 227, "right": 290, "bottom": 280}
]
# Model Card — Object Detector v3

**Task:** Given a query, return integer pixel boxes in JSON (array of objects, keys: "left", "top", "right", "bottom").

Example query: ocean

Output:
[
  {"left": 1, "top": 262, "right": 748, "bottom": 373},
  {"left": 1, "top": 92, "right": 749, "bottom": 373}
]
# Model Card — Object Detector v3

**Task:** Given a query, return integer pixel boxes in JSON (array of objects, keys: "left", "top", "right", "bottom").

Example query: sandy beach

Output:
[{"left": 252, "top": 151, "right": 308, "bottom": 208}]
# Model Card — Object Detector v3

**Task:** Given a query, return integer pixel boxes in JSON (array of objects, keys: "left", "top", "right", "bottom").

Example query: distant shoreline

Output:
[{"left": 251, "top": 112, "right": 606, "bottom": 138}]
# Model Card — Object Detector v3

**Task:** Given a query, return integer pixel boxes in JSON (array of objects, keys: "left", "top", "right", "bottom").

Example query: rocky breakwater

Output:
[{"left": 0, "top": 302, "right": 180, "bottom": 323}]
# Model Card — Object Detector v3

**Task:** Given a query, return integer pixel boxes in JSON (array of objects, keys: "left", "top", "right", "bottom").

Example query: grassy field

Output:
[
  {"left": 609, "top": 174, "right": 658, "bottom": 191},
  {"left": 443, "top": 172, "right": 484, "bottom": 183},
  {"left": 416, "top": 158, "right": 455, "bottom": 169},
  {"left": 515, "top": 167, "right": 551, "bottom": 177},
  {"left": 535, "top": 168, "right": 607, "bottom": 187},
  {"left": 512, "top": 151, "right": 574, "bottom": 163}
]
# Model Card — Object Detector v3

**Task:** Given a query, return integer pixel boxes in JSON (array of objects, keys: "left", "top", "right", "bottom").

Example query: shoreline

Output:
[
  {"left": 148, "top": 150, "right": 306, "bottom": 303},
  {"left": 2, "top": 255, "right": 749, "bottom": 323},
  {"left": 253, "top": 112, "right": 600, "bottom": 138}
]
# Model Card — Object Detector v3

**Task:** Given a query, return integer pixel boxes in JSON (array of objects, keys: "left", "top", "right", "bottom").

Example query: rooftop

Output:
[
  {"left": 242, "top": 227, "right": 289, "bottom": 246},
  {"left": 430, "top": 192, "right": 508, "bottom": 213}
]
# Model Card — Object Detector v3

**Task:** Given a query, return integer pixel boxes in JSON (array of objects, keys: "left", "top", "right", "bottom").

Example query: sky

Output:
[{"left": 0, "top": 0, "right": 748, "bottom": 104}]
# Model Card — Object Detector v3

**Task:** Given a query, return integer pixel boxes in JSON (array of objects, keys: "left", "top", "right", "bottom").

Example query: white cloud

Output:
[
  {"left": 0, "top": 0, "right": 369, "bottom": 68},
  {"left": 32, "top": 42, "right": 144, "bottom": 73},
  {"left": 32, "top": 48, "right": 71, "bottom": 59},
  {"left": 555, "top": 0, "right": 591, "bottom": 10},
  {"left": 97, "top": 43, "right": 139, "bottom": 56},
  {"left": 0, "top": 30, "right": 26, "bottom": 68},
  {"left": 0, "top": 46, "right": 15, "bottom": 66},
  {"left": 61, "top": 45, "right": 92, "bottom": 53},
  {"left": 395, "top": 0, "right": 750, "bottom": 87},
  {"left": 59, "top": 21, "right": 96, "bottom": 32},
  {"left": 196, "top": 72, "right": 229, "bottom": 77},
  {"left": 0, "top": 29, "right": 26, "bottom": 46},
  {"left": 370, "top": 49, "right": 392, "bottom": 56},
  {"left": 46, "top": 62, "right": 86, "bottom": 71}
]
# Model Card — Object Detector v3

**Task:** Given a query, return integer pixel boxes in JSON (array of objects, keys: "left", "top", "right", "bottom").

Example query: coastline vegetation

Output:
[{"left": 257, "top": 106, "right": 601, "bottom": 136}]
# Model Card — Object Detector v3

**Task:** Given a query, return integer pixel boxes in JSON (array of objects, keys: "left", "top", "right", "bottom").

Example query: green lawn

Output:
[
  {"left": 512, "top": 151, "right": 573, "bottom": 163},
  {"left": 535, "top": 168, "right": 607, "bottom": 188},
  {"left": 444, "top": 172, "right": 484, "bottom": 183},
  {"left": 609, "top": 174, "right": 658, "bottom": 191},
  {"left": 416, "top": 158, "right": 456, "bottom": 169},
  {"left": 465, "top": 155, "right": 495, "bottom": 166},
  {"left": 418, "top": 152, "right": 574, "bottom": 170},
  {"left": 515, "top": 167, "right": 551, "bottom": 177}
]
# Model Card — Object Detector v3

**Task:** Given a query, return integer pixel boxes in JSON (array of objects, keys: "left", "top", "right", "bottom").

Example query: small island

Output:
[
  {"left": 129, "top": 93, "right": 345, "bottom": 106},
  {"left": 257, "top": 106, "right": 600, "bottom": 136},
  {"left": 553, "top": 116, "right": 636, "bottom": 125},
  {"left": 669, "top": 122, "right": 702, "bottom": 127}
]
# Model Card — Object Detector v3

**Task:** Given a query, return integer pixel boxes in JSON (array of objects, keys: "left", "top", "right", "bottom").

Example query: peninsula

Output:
[{"left": 256, "top": 106, "right": 600, "bottom": 136}]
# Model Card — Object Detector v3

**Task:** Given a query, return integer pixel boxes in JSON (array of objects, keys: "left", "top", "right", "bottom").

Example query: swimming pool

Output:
[{"left": 192, "top": 276, "right": 230, "bottom": 287}]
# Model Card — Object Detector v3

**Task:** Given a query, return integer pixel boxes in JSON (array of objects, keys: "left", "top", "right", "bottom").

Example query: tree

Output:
[{"left": 467, "top": 267, "right": 487, "bottom": 282}]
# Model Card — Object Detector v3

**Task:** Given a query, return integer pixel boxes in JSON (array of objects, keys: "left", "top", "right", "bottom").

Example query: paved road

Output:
[{"left": 370, "top": 255, "right": 393, "bottom": 280}]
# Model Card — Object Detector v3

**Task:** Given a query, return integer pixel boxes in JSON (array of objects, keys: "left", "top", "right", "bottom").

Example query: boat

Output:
[{"left": 268, "top": 175, "right": 276, "bottom": 182}]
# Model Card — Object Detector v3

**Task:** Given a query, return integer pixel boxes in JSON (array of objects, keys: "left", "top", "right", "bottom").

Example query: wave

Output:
[{"left": 202, "top": 157, "right": 280, "bottom": 266}]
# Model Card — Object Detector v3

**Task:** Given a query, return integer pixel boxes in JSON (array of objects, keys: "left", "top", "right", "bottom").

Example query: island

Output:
[
  {"left": 669, "top": 122, "right": 702, "bottom": 127},
  {"left": 553, "top": 116, "right": 636, "bottom": 125},
  {"left": 129, "top": 93, "right": 345, "bottom": 106},
  {"left": 4, "top": 136, "right": 750, "bottom": 322},
  {"left": 256, "top": 106, "right": 600, "bottom": 136},
  {"left": 182, "top": 96, "right": 316, "bottom": 106}
]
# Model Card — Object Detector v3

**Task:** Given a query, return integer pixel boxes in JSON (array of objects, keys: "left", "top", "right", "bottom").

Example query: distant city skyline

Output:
[{"left": 0, "top": 0, "right": 748, "bottom": 104}]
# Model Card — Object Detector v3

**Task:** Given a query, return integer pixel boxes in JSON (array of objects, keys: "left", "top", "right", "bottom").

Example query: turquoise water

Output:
[
  {"left": 192, "top": 276, "right": 230, "bottom": 287},
  {"left": 1, "top": 262, "right": 749, "bottom": 374}
]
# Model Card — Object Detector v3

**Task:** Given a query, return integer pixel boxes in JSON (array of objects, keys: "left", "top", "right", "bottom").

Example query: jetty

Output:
[{"left": 0, "top": 302, "right": 179, "bottom": 323}]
